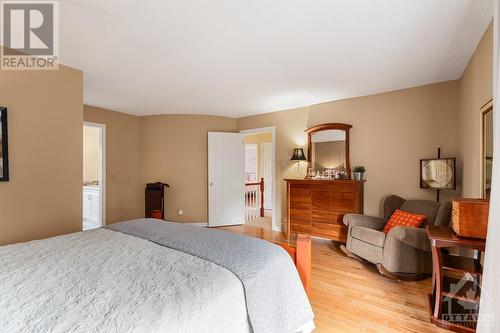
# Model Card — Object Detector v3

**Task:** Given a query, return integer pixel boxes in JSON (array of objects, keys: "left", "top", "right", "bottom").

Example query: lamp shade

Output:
[{"left": 291, "top": 148, "right": 307, "bottom": 161}]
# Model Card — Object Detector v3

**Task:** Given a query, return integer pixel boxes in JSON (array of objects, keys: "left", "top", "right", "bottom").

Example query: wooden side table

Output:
[{"left": 427, "top": 226, "right": 486, "bottom": 333}]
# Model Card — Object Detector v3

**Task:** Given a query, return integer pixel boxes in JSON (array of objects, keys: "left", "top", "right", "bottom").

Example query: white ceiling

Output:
[{"left": 59, "top": 0, "right": 493, "bottom": 117}]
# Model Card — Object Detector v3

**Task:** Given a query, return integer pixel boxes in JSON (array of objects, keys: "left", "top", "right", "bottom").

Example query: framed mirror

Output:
[
  {"left": 305, "top": 123, "right": 352, "bottom": 178},
  {"left": 481, "top": 101, "right": 493, "bottom": 199}
]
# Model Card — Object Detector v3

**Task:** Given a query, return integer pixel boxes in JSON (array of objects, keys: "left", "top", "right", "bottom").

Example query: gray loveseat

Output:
[{"left": 342, "top": 195, "right": 452, "bottom": 280}]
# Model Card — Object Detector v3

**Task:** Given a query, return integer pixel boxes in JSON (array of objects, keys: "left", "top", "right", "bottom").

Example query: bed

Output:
[{"left": 0, "top": 219, "right": 314, "bottom": 333}]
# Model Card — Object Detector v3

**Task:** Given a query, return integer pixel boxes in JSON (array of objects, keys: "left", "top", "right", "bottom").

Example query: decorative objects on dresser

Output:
[
  {"left": 341, "top": 195, "right": 452, "bottom": 280},
  {"left": 308, "top": 168, "right": 349, "bottom": 180},
  {"left": 427, "top": 226, "right": 485, "bottom": 333},
  {"left": 0, "top": 107, "right": 9, "bottom": 182},
  {"left": 290, "top": 147, "right": 307, "bottom": 175},
  {"left": 286, "top": 179, "right": 364, "bottom": 242},
  {"left": 451, "top": 198, "right": 490, "bottom": 239},
  {"left": 352, "top": 166, "right": 365, "bottom": 181}
]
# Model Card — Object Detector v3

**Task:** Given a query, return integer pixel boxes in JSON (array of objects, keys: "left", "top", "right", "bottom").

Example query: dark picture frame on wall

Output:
[
  {"left": 420, "top": 158, "right": 455, "bottom": 190},
  {"left": 0, "top": 107, "right": 9, "bottom": 182}
]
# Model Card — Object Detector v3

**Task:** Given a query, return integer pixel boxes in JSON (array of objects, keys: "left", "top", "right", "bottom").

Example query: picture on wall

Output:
[
  {"left": 420, "top": 158, "right": 455, "bottom": 190},
  {"left": 0, "top": 107, "right": 9, "bottom": 182}
]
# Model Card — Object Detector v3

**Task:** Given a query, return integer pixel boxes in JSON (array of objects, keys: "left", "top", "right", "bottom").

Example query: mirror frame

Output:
[
  {"left": 480, "top": 99, "right": 493, "bottom": 199},
  {"left": 305, "top": 123, "right": 352, "bottom": 177}
]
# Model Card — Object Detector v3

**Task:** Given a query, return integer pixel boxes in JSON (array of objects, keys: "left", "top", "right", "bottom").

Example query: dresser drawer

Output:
[
  {"left": 286, "top": 179, "right": 363, "bottom": 242},
  {"left": 289, "top": 201, "right": 311, "bottom": 210},
  {"left": 290, "top": 188, "right": 311, "bottom": 203},
  {"left": 310, "top": 183, "right": 356, "bottom": 192},
  {"left": 290, "top": 216, "right": 311, "bottom": 226},
  {"left": 312, "top": 223, "right": 347, "bottom": 240},
  {"left": 332, "top": 193, "right": 356, "bottom": 211},
  {"left": 311, "top": 210, "right": 344, "bottom": 225},
  {"left": 311, "top": 191, "right": 332, "bottom": 210},
  {"left": 291, "top": 223, "right": 312, "bottom": 233},
  {"left": 290, "top": 208, "right": 311, "bottom": 221},
  {"left": 333, "top": 192, "right": 355, "bottom": 200}
]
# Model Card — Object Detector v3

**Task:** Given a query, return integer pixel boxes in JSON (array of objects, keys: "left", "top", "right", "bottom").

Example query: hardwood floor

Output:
[
  {"left": 309, "top": 238, "right": 448, "bottom": 333},
  {"left": 217, "top": 225, "right": 448, "bottom": 333},
  {"left": 245, "top": 216, "right": 272, "bottom": 229}
]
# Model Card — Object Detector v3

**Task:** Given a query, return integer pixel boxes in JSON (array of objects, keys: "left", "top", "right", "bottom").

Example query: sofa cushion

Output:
[
  {"left": 348, "top": 231, "right": 385, "bottom": 264},
  {"left": 383, "top": 209, "right": 426, "bottom": 233},
  {"left": 350, "top": 226, "right": 386, "bottom": 248}
]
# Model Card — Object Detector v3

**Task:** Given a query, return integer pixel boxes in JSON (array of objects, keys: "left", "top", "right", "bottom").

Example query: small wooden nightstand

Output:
[{"left": 427, "top": 226, "right": 485, "bottom": 333}]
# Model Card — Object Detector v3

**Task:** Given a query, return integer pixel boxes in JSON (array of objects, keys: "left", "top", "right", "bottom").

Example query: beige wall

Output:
[
  {"left": 82, "top": 110, "right": 237, "bottom": 225},
  {"left": 80, "top": 22, "right": 492, "bottom": 230},
  {"left": 83, "top": 105, "right": 143, "bottom": 224},
  {"left": 458, "top": 22, "right": 493, "bottom": 198},
  {"left": 237, "top": 81, "right": 461, "bottom": 229},
  {"left": 77, "top": 21, "right": 494, "bottom": 232},
  {"left": 141, "top": 115, "right": 237, "bottom": 223},
  {"left": 83, "top": 126, "right": 99, "bottom": 183},
  {"left": 0, "top": 65, "right": 83, "bottom": 245},
  {"left": 0, "top": 22, "right": 491, "bottom": 245}
]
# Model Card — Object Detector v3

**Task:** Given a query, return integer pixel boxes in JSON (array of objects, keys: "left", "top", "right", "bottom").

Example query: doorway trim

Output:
[
  {"left": 84, "top": 121, "right": 106, "bottom": 227},
  {"left": 240, "top": 126, "right": 278, "bottom": 231},
  {"left": 480, "top": 99, "right": 493, "bottom": 198},
  {"left": 261, "top": 142, "right": 273, "bottom": 210}
]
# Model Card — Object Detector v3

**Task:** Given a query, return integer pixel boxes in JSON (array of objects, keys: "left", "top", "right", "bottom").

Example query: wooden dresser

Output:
[{"left": 286, "top": 179, "right": 365, "bottom": 242}]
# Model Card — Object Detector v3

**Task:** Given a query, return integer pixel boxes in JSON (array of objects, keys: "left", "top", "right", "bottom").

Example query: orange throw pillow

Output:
[{"left": 383, "top": 209, "right": 426, "bottom": 233}]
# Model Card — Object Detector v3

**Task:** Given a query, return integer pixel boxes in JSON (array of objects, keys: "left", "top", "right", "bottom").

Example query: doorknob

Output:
[{"left": 210, "top": 182, "right": 214, "bottom": 187}]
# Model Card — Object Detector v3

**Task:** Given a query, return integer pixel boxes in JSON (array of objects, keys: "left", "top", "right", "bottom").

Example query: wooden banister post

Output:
[{"left": 259, "top": 177, "right": 264, "bottom": 217}]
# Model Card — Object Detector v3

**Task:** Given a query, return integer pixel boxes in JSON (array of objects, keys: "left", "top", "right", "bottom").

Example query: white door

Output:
[
  {"left": 262, "top": 142, "right": 273, "bottom": 210},
  {"left": 208, "top": 132, "right": 245, "bottom": 227}
]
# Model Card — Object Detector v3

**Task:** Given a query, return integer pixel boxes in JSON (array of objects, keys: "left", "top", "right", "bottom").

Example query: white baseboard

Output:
[
  {"left": 165, "top": 220, "right": 208, "bottom": 227},
  {"left": 187, "top": 222, "right": 208, "bottom": 227}
]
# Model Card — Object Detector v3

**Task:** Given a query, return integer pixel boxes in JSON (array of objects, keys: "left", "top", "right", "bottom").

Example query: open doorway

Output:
[
  {"left": 83, "top": 122, "right": 106, "bottom": 230},
  {"left": 481, "top": 101, "right": 493, "bottom": 199},
  {"left": 241, "top": 127, "right": 276, "bottom": 231}
]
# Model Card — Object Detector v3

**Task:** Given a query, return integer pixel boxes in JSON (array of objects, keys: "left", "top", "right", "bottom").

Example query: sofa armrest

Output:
[
  {"left": 343, "top": 214, "right": 387, "bottom": 231},
  {"left": 387, "top": 227, "right": 431, "bottom": 252}
]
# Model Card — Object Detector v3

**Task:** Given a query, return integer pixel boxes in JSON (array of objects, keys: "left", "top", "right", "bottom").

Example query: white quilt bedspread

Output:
[{"left": 0, "top": 228, "right": 250, "bottom": 333}]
